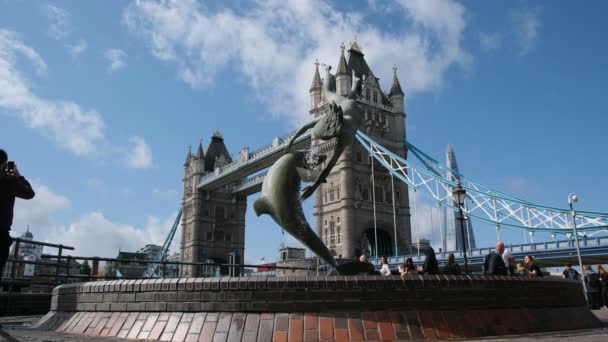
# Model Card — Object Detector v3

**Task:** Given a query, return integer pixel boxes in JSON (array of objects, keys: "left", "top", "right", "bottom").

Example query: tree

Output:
[{"left": 80, "top": 260, "right": 91, "bottom": 276}]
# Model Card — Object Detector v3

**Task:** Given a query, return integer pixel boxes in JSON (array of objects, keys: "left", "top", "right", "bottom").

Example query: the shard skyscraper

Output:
[{"left": 442, "top": 144, "right": 476, "bottom": 252}]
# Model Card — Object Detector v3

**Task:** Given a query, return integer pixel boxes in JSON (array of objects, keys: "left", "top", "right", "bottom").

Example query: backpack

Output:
[
  {"left": 565, "top": 268, "right": 578, "bottom": 280},
  {"left": 482, "top": 252, "right": 495, "bottom": 275},
  {"left": 586, "top": 273, "right": 601, "bottom": 289}
]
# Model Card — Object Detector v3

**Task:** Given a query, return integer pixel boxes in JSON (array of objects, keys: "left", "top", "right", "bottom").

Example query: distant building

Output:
[
  {"left": 411, "top": 238, "right": 431, "bottom": 254},
  {"left": 2, "top": 227, "right": 43, "bottom": 279},
  {"left": 276, "top": 246, "right": 317, "bottom": 277},
  {"left": 107, "top": 251, "right": 149, "bottom": 279},
  {"left": 137, "top": 244, "right": 162, "bottom": 262},
  {"left": 279, "top": 247, "right": 306, "bottom": 262},
  {"left": 443, "top": 144, "right": 477, "bottom": 252}
]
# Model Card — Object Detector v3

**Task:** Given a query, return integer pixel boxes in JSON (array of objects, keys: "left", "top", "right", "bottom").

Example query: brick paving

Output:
[{"left": 0, "top": 311, "right": 606, "bottom": 342}]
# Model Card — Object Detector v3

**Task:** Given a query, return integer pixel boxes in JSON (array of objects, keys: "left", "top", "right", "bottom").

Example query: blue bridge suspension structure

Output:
[{"left": 153, "top": 129, "right": 608, "bottom": 272}]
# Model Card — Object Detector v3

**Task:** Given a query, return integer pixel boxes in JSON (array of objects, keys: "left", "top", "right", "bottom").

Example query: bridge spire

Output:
[
  {"left": 196, "top": 138, "right": 204, "bottom": 159},
  {"left": 184, "top": 145, "right": 192, "bottom": 165},
  {"left": 388, "top": 64, "right": 404, "bottom": 97},
  {"left": 310, "top": 59, "right": 322, "bottom": 91}
]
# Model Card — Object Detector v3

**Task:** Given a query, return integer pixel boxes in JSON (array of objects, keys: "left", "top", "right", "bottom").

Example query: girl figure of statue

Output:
[{"left": 285, "top": 64, "right": 363, "bottom": 199}]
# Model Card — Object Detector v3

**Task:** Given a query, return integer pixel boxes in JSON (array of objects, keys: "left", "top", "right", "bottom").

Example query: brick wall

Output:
[
  {"left": 50, "top": 275, "right": 585, "bottom": 313},
  {"left": 37, "top": 275, "right": 601, "bottom": 340}
]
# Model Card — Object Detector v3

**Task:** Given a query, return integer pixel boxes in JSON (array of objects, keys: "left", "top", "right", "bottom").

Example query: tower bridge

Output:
[{"left": 177, "top": 42, "right": 608, "bottom": 278}]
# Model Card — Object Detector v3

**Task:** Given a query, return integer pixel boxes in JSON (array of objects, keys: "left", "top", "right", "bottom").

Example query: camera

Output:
[{"left": 1, "top": 161, "right": 15, "bottom": 174}]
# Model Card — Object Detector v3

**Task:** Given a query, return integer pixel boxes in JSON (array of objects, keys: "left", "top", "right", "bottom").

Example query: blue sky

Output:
[{"left": 1, "top": 0, "right": 607, "bottom": 262}]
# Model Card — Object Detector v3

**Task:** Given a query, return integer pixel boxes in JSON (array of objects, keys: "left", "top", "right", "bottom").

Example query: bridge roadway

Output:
[
  {"left": 197, "top": 131, "right": 311, "bottom": 194},
  {"left": 373, "top": 236, "right": 608, "bottom": 272}
]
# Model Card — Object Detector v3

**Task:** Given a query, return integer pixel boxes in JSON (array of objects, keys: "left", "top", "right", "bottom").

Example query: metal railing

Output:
[{"left": 1, "top": 237, "right": 75, "bottom": 288}]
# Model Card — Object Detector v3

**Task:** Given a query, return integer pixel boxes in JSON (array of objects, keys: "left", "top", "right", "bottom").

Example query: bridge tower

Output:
[
  {"left": 311, "top": 41, "right": 412, "bottom": 259},
  {"left": 181, "top": 131, "right": 247, "bottom": 276}
]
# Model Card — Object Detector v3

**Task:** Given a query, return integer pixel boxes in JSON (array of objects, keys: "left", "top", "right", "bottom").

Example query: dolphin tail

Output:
[{"left": 253, "top": 196, "right": 271, "bottom": 217}]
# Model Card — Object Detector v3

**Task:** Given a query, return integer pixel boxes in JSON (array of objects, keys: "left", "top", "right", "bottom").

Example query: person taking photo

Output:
[{"left": 0, "top": 149, "right": 35, "bottom": 279}]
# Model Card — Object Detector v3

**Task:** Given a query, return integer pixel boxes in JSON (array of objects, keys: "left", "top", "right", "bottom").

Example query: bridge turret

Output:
[
  {"left": 335, "top": 43, "right": 351, "bottom": 97},
  {"left": 309, "top": 60, "right": 322, "bottom": 109},
  {"left": 388, "top": 65, "right": 405, "bottom": 113}
]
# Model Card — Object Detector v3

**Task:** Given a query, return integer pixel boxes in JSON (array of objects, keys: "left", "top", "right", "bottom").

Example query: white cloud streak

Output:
[
  {"left": 104, "top": 48, "right": 127, "bottom": 71},
  {"left": 123, "top": 0, "right": 471, "bottom": 125},
  {"left": 43, "top": 4, "right": 71, "bottom": 40},
  {"left": 67, "top": 39, "right": 87, "bottom": 57},
  {"left": 511, "top": 7, "right": 541, "bottom": 56},
  {"left": 0, "top": 30, "right": 151, "bottom": 167},
  {"left": 0, "top": 29, "right": 105, "bottom": 156},
  {"left": 479, "top": 32, "right": 502, "bottom": 52},
  {"left": 126, "top": 136, "right": 153, "bottom": 169},
  {"left": 13, "top": 180, "right": 70, "bottom": 229}
]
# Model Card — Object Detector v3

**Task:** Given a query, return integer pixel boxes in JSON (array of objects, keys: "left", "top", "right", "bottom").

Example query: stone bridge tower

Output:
[
  {"left": 181, "top": 131, "right": 247, "bottom": 276},
  {"left": 310, "top": 41, "right": 412, "bottom": 258}
]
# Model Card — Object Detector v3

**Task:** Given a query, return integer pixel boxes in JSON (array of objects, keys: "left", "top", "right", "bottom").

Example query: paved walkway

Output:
[{"left": 0, "top": 311, "right": 607, "bottom": 341}]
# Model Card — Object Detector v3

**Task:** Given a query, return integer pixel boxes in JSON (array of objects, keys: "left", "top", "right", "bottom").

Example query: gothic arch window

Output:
[
  {"left": 336, "top": 185, "right": 340, "bottom": 200},
  {"left": 356, "top": 151, "right": 362, "bottom": 162},
  {"left": 373, "top": 91, "right": 378, "bottom": 103},
  {"left": 365, "top": 88, "right": 371, "bottom": 101}
]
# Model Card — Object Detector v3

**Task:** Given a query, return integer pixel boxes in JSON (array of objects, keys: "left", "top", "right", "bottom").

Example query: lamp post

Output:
[
  {"left": 568, "top": 193, "right": 588, "bottom": 305},
  {"left": 452, "top": 182, "right": 468, "bottom": 274}
]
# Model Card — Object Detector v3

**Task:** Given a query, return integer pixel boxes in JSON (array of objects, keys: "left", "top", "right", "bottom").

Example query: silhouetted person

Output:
[
  {"left": 0, "top": 149, "right": 35, "bottom": 279},
  {"left": 562, "top": 263, "right": 579, "bottom": 280},
  {"left": 596, "top": 264, "right": 608, "bottom": 309},
  {"left": 483, "top": 241, "right": 508, "bottom": 275},
  {"left": 584, "top": 265, "right": 602, "bottom": 310},
  {"left": 418, "top": 246, "right": 438, "bottom": 275},
  {"left": 442, "top": 253, "right": 461, "bottom": 275}
]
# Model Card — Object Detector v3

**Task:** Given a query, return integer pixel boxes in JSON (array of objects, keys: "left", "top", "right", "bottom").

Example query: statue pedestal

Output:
[{"left": 35, "top": 275, "right": 601, "bottom": 340}]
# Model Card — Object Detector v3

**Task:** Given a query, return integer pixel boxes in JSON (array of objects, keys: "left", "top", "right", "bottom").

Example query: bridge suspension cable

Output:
[{"left": 356, "top": 131, "right": 608, "bottom": 236}]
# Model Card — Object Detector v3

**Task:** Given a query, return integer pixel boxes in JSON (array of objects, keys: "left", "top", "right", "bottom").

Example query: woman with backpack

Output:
[
  {"left": 584, "top": 265, "right": 602, "bottom": 309},
  {"left": 596, "top": 264, "right": 608, "bottom": 309}
]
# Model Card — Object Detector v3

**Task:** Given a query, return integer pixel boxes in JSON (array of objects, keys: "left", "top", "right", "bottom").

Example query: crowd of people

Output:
[
  {"left": 367, "top": 240, "right": 608, "bottom": 310},
  {"left": 371, "top": 241, "right": 549, "bottom": 278}
]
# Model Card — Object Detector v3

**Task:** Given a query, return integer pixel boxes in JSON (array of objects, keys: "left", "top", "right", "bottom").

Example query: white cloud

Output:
[
  {"left": 152, "top": 188, "right": 179, "bottom": 200},
  {"left": 479, "top": 32, "right": 502, "bottom": 52},
  {"left": 511, "top": 7, "right": 541, "bottom": 56},
  {"left": 0, "top": 29, "right": 105, "bottom": 156},
  {"left": 13, "top": 180, "right": 70, "bottom": 230},
  {"left": 104, "top": 48, "right": 127, "bottom": 71},
  {"left": 43, "top": 4, "right": 71, "bottom": 40},
  {"left": 12, "top": 180, "right": 180, "bottom": 258},
  {"left": 126, "top": 136, "right": 153, "bottom": 169},
  {"left": 67, "top": 39, "right": 87, "bottom": 57},
  {"left": 0, "top": 30, "right": 153, "bottom": 166},
  {"left": 43, "top": 211, "right": 179, "bottom": 258},
  {"left": 123, "top": 0, "right": 471, "bottom": 124}
]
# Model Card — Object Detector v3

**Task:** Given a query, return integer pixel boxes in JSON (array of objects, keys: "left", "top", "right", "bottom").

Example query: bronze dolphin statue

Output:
[{"left": 253, "top": 151, "right": 338, "bottom": 269}]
